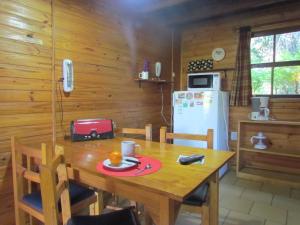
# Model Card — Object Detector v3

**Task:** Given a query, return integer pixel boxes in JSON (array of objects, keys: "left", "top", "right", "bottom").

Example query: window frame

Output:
[{"left": 251, "top": 26, "right": 300, "bottom": 98}]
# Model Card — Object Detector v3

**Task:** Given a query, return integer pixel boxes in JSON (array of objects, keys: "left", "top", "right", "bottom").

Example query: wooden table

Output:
[{"left": 57, "top": 137, "right": 235, "bottom": 225}]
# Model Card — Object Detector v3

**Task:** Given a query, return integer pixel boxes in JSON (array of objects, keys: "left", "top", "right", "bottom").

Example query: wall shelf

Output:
[
  {"left": 134, "top": 78, "right": 171, "bottom": 88},
  {"left": 239, "top": 147, "right": 300, "bottom": 158},
  {"left": 237, "top": 167, "right": 300, "bottom": 188}
]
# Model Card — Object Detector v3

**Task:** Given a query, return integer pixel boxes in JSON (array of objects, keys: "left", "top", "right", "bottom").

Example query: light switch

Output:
[{"left": 231, "top": 131, "right": 238, "bottom": 141}]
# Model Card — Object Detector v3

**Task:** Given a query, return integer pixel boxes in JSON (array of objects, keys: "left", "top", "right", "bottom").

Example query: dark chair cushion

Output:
[
  {"left": 67, "top": 207, "right": 140, "bottom": 225},
  {"left": 22, "top": 181, "right": 95, "bottom": 212},
  {"left": 183, "top": 183, "right": 209, "bottom": 206}
]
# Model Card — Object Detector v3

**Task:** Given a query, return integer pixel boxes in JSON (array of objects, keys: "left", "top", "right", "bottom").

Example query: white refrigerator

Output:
[{"left": 173, "top": 90, "right": 229, "bottom": 177}]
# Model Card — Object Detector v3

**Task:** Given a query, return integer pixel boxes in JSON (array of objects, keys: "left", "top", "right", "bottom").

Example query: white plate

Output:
[{"left": 103, "top": 156, "right": 138, "bottom": 171}]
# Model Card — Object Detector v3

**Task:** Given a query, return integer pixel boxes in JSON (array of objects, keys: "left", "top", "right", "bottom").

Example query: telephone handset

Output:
[{"left": 63, "top": 59, "right": 74, "bottom": 92}]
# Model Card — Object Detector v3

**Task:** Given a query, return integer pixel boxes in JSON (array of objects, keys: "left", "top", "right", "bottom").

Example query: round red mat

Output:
[{"left": 96, "top": 155, "right": 161, "bottom": 177}]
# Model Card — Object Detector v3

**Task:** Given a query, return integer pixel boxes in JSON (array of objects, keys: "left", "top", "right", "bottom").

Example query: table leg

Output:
[
  {"left": 144, "top": 208, "right": 153, "bottom": 225},
  {"left": 159, "top": 197, "right": 179, "bottom": 225},
  {"left": 209, "top": 172, "right": 219, "bottom": 225}
]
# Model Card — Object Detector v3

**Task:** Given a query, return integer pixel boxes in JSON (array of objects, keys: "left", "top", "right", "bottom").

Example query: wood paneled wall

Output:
[
  {"left": 53, "top": 0, "right": 172, "bottom": 140},
  {"left": 0, "top": 0, "right": 172, "bottom": 224},
  {"left": 180, "top": 1, "right": 300, "bottom": 151},
  {"left": 0, "top": 1, "right": 53, "bottom": 224}
]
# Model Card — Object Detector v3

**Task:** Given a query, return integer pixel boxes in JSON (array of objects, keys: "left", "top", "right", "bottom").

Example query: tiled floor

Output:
[{"left": 175, "top": 170, "right": 300, "bottom": 225}]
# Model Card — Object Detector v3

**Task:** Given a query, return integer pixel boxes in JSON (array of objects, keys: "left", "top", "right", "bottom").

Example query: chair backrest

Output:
[
  {"left": 11, "top": 136, "right": 51, "bottom": 224},
  {"left": 159, "top": 127, "right": 214, "bottom": 149},
  {"left": 118, "top": 124, "right": 152, "bottom": 141},
  {"left": 40, "top": 145, "right": 71, "bottom": 225}
]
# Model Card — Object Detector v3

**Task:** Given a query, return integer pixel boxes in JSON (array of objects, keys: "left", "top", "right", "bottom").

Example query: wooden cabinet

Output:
[{"left": 236, "top": 120, "right": 300, "bottom": 188}]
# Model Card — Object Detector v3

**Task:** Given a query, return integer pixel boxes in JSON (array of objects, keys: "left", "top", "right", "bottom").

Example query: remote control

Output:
[{"left": 179, "top": 154, "right": 205, "bottom": 165}]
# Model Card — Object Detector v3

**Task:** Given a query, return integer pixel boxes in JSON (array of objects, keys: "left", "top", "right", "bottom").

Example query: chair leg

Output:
[
  {"left": 92, "top": 191, "right": 104, "bottom": 215},
  {"left": 201, "top": 205, "right": 209, "bottom": 225},
  {"left": 14, "top": 207, "right": 26, "bottom": 225}
]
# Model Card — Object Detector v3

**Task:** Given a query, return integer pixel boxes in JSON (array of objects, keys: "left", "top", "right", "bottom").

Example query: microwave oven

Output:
[{"left": 187, "top": 72, "right": 221, "bottom": 91}]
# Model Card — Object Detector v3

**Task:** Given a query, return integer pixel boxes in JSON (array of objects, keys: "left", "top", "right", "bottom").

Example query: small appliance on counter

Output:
[
  {"left": 250, "top": 132, "right": 267, "bottom": 150},
  {"left": 250, "top": 97, "right": 270, "bottom": 120},
  {"left": 70, "top": 119, "right": 114, "bottom": 141}
]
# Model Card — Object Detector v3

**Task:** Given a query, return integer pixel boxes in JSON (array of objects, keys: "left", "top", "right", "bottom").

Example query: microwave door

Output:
[{"left": 189, "top": 75, "right": 213, "bottom": 89}]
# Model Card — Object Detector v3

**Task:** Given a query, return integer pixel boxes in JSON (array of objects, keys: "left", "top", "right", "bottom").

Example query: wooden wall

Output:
[
  {"left": 0, "top": 0, "right": 172, "bottom": 224},
  {"left": 53, "top": 0, "right": 172, "bottom": 140},
  {"left": 0, "top": 1, "right": 53, "bottom": 224},
  {"left": 180, "top": 1, "right": 300, "bottom": 152}
]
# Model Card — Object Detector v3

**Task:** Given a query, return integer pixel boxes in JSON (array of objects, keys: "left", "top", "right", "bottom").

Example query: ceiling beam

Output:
[
  {"left": 141, "top": 0, "right": 195, "bottom": 13},
  {"left": 162, "top": 0, "right": 296, "bottom": 26}
]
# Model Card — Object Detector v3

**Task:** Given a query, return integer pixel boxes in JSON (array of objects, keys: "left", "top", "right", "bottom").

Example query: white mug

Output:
[
  {"left": 121, "top": 141, "right": 139, "bottom": 157},
  {"left": 139, "top": 71, "right": 149, "bottom": 80}
]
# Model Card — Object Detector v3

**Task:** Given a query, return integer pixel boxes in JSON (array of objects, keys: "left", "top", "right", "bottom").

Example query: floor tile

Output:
[
  {"left": 261, "top": 183, "right": 291, "bottom": 197},
  {"left": 290, "top": 188, "right": 300, "bottom": 200},
  {"left": 250, "top": 202, "right": 287, "bottom": 224},
  {"left": 287, "top": 210, "right": 300, "bottom": 225},
  {"left": 220, "top": 170, "right": 238, "bottom": 185},
  {"left": 175, "top": 212, "right": 200, "bottom": 225},
  {"left": 265, "top": 221, "right": 284, "bottom": 225},
  {"left": 272, "top": 195, "right": 300, "bottom": 212},
  {"left": 223, "top": 211, "right": 264, "bottom": 225},
  {"left": 241, "top": 188, "right": 273, "bottom": 204},
  {"left": 220, "top": 196, "right": 253, "bottom": 214},
  {"left": 220, "top": 183, "right": 244, "bottom": 200},
  {"left": 235, "top": 179, "right": 263, "bottom": 190},
  {"left": 219, "top": 207, "right": 230, "bottom": 225}
]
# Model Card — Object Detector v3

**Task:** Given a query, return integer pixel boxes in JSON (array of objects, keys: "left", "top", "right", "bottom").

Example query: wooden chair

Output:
[
  {"left": 113, "top": 124, "right": 152, "bottom": 210},
  {"left": 160, "top": 126, "right": 213, "bottom": 149},
  {"left": 11, "top": 137, "right": 99, "bottom": 225},
  {"left": 40, "top": 146, "right": 140, "bottom": 225},
  {"left": 117, "top": 124, "right": 152, "bottom": 141},
  {"left": 159, "top": 127, "right": 214, "bottom": 225}
]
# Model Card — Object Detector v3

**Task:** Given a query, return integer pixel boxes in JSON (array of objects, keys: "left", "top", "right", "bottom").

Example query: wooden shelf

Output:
[
  {"left": 239, "top": 147, "right": 300, "bottom": 158},
  {"left": 239, "top": 120, "right": 300, "bottom": 126},
  {"left": 237, "top": 167, "right": 300, "bottom": 188},
  {"left": 237, "top": 120, "right": 300, "bottom": 187},
  {"left": 134, "top": 78, "right": 171, "bottom": 88}
]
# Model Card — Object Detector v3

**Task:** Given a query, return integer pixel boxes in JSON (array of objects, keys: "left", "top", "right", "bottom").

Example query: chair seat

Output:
[
  {"left": 67, "top": 207, "right": 140, "bottom": 225},
  {"left": 22, "top": 181, "right": 95, "bottom": 212},
  {"left": 183, "top": 183, "right": 209, "bottom": 206}
]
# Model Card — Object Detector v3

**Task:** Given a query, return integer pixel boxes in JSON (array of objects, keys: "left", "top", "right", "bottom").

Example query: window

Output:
[{"left": 250, "top": 29, "right": 300, "bottom": 96}]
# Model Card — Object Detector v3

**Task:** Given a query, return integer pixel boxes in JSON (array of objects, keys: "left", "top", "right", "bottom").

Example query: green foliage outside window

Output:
[{"left": 250, "top": 30, "right": 300, "bottom": 96}]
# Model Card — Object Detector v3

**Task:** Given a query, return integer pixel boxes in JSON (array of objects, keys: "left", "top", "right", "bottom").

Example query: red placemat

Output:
[{"left": 96, "top": 155, "right": 161, "bottom": 177}]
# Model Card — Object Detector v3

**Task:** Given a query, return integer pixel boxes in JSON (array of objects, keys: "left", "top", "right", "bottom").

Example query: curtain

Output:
[{"left": 230, "top": 26, "right": 252, "bottom": 106}]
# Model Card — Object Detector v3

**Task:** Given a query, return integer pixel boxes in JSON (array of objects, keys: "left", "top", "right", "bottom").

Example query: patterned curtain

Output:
[{"left": 230, "top": 27, "right": 252, "bottom": 106}]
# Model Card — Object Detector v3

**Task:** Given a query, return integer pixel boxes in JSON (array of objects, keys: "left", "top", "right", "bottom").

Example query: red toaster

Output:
[{"left": 70, "top": 119, "right": 114, "bottom": 141}]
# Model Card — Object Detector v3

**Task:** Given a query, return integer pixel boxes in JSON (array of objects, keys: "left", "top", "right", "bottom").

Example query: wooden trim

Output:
[
  {"left": 121, "top": 128, "right": 146, "bottom": 135},
  {"left": 251, "top": 60, "right": 300, "bottom": 68},
  {"left": 23, "top": 170, "right": 41, "bottom": 184},
  {"left": 56, "top": 180, "right": 68, "bottom": 201},
  {"left": 15, "top": 143, "right": 42, "bottom": 159},
  {"left": 252, "top": 25, "right": 300, "bottom": 37},
  {"left": 18, "top": 202, "right": 44, "bottom": 223},
  {"left": 160, "top": 127, "right": 214, "bottom": 149},
  {"left": 120, "top": 124, "right": 153, "bottom": 141},
  {"left": 11, "top": 137, "right": 26, "bottom": 225},
  {"left": 160, "top": 126, "right": 167, "bottom": 143},
  {"left": 51, "top": 0, "right": 57, "bottom": 147},
  {"left": 145, "top": 124, "right": 153, "bottom": 141}
]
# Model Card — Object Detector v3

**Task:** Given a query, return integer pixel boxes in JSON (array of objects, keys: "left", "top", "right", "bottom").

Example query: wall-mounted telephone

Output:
[{"left": 63, "top": 59, "right": 74, "bottom": 92}]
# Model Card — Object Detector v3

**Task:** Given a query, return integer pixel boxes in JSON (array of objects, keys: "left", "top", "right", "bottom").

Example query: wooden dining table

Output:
[{"left": 56, "top": 137, "right": 235, "bottom": 225}]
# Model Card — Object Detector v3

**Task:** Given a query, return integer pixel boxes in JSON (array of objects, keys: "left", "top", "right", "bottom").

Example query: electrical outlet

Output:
[{"left": 231, "top": 131, "right": 238, "bottom": 141}]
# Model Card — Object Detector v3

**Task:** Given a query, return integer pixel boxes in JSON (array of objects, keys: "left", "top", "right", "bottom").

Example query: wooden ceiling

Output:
[{"left": 109, "top": 0, "right": 298, "bottom": 26}]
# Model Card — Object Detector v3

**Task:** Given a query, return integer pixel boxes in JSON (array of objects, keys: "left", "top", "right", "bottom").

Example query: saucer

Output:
[{"left": 103, "top": 157, "right": 138, "bottom": 171}]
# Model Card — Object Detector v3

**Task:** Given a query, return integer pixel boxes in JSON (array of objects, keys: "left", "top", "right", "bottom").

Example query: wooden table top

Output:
[{"left": 57, "top": 137, "right": 235, "bottom": 201}]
